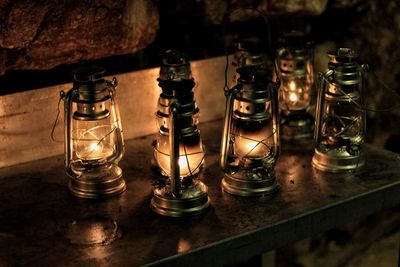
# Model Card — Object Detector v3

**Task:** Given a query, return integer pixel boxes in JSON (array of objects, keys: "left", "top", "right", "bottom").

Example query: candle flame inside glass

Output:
[
  {"left": 73, "top": 125, "right": 115, "bottom": 161},
  {"left": 232, "top": 118, "right": 273, "bottom": 159},
  {"left": 154, "top": 134, "right": 204, "bottom": 177}
]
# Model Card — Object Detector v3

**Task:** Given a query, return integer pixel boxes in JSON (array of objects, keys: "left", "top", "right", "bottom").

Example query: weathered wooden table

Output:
[{"left": 0, "top": 120, "right": 399, "bottom": 266}]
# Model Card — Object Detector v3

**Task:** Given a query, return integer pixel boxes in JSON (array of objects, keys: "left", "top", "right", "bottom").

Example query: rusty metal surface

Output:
[{"left": 0, "top": 120, "right": 399, "bottom": 266}]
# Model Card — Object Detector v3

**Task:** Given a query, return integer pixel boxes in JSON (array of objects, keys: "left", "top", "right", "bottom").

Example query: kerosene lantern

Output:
[
  {"left": 312, "top": 48, "right": 367, "bottom": 172},
  {"left": 151, "top": 50, "right": 210, "bottom": 217},
  {"left": 62, "top": 66, "right": 126, "bottom": 198},
  {"left": 220, "top": 63, "right": 280, "bottom": 196},
  {"left": 273, "top": 34, "right": 315, "bottom": 145}
]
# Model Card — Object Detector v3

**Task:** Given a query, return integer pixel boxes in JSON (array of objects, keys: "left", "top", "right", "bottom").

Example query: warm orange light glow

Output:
[
  {"left": 74, "top": 125, "right": 114, "bottom": 161},
  {"left": 89, "top": 142, "right": 102, "bottom": 153},
  {"left": 177, "top": 238, "right": 191, "bottom": 253},
  {"left": 246, "top": 140, "right": 259, "bottom": 153},
  {"left": 232, "top": 118, "right": 273, "bottom": 159},
  {"left": 154, "top": 134, "right": 204, "bottom": 177},
  {"left": 235, "top": 137, "right": 270, "bottom": 158},
  {"left": 289, "top": 92, "right": 298, "bottom": 102},
  {"left": 288, "top": 81, "right": 298, "bottom": 102},
  {"left": 289, "top": 80, "right": 296, "bottom": 91},
  {"left": 76, "top": 139, "right": 112, "bottom": 160},
  {"left": 283, "top": 79, "right": 312, "bottom": 111},
  {"left": 156, "top": 151, "right": 203, "bottom": 177},
  {"left": 178, "top": 156, "right": 188, "bottom": 169}
]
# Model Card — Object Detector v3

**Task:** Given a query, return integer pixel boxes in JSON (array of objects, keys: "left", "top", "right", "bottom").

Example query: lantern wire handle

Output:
[
  {"left": 182, "top": 143, "right": 194, "bottom": 178},
  {"left": 221, "top": 7, "right": 279, "bottom": 94},
  {"left": 182, "top": 135, "right": 206, "bottom": 178},
  {"left": 50, "top": 90, "right": 65, "bottom": 143},
  {"left": 321, "top": 72, "right": 400, "bottom": 113},
  {"left": 188, "top": 151, "right": 206, "bottom": 175},
  {"left": 96, "top": 126, "right": 117, "bottom": 146},
  {"left": 182, "top": 144, "right": 194, "bottom": 178}
]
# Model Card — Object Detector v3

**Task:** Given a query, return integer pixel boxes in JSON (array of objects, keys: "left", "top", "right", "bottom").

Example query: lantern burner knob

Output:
[{"left": 159, "top": 50, "right": 192, "bottom": 81}]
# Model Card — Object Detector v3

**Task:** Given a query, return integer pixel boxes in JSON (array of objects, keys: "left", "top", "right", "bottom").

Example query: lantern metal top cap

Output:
[
  {"left": 159, "top": 50, "right": 192, "bottom": 81},
  {"left": 328, "top": 48, "right": 359, "bottom": 64},
  {"left": 72, "top": 66, "right": 105, "bottom": 83},
  {"left": 161, "top": 50, "right": 189, "bottom": 66},
  {"left": 234, "top": 37, "right": 263, "bottom": 53}
]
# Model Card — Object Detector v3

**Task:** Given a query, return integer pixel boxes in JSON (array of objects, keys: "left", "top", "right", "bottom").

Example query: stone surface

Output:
[
  {"left": 184, "top": 0, "right": 369, "bottom": 26},
  {"left": 0, "top": 0, "right": 159, "bottom": 75},
  {"left": 203, "top": 0, "right": 330, "bottom": 24}
]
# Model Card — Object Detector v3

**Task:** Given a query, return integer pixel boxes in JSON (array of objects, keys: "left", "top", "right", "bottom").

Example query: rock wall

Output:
[
  {"left": 0, "top": 0, "right": 159, "bottom": 75},
  {"left": 342, "top": 0, "right": 400, "bottom": 149}
]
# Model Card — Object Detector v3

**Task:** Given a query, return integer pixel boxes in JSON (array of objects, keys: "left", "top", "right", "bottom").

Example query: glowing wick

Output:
[
  {"left": 178, "top": 156, "right": 188, "bottom": 169},
  {"left": 236, "top": 139, "right": 265, "bottom": 157},
  {"left": 246, "top": 141, "right": 259, "bottom": 153},
  {"left": 89, "top": 142, "right": 101, "bottom": 153},
  {"left": 289, "top": 92, "right": 298, "bottom": 102},
  {"left": 288, "top": 81, "right": 298, "bottom": 102}
]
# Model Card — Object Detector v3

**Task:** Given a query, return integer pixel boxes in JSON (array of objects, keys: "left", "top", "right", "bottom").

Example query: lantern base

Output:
[
  {"left": 312, "top": 149, "right": 365, "bottom": 173},
  {"left": 150, "top": 180, "right": 210, "bottom": 217},
  {"left": 68, "top": 164, "right": 126, "bottom": 199},
  {"left": 221, "top": 170, "right": 278, "bottom": 197},
  {"left": 281, "top": 114, "right": 314, "bottom": 145}
]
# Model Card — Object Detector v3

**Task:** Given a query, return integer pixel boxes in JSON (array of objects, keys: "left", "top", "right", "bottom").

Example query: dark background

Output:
[{"left": 0, "top": 1, "right": 366, "bottom": 94}]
